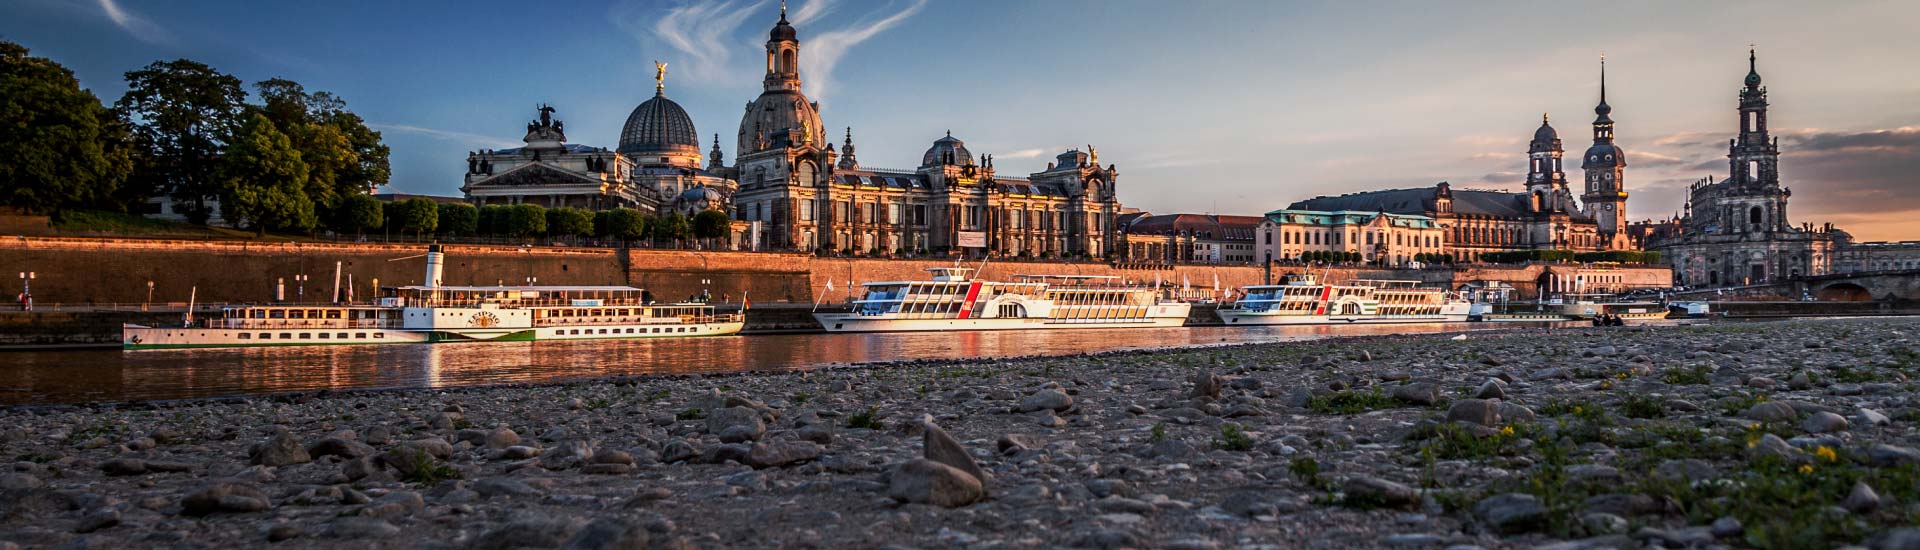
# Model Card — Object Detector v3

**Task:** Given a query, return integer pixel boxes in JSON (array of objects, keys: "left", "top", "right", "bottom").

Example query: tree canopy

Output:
[
  {"left": 252, "top": 78, "right": 389, "bottom": 220},
  {"left": 390, "top": 197, "right": 439, "bottom": 237},
  {"left": 437, "top": 202, "right": 477, "bottom": 236},
  {"left": 0, "top": 41, "right": 130, "bottom": 214},
  {"left": 692, "top": 210, "right": 731, "bottom": 240},
  {"left": 116, "top": 59, "right": 247, "bottom": 224},
  {"left": 601, "top": 208, "right": 647, "bottom": 242},
  {"left": 218, "top": 114, "right": 314, "bottom": 234},
  {"left": 335, "top": 194, "right": 383, "bottom": 235},
  {"left": 507, "top": 204, "right": 546, "bottom": 237},
  {"left": 546, "top": 207, "right": 595, "bottom": 238}
]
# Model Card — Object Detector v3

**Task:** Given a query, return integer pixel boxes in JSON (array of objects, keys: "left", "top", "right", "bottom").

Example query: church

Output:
[{"left": 1286, "top": 60, "right": 1632, "bottom": 261}]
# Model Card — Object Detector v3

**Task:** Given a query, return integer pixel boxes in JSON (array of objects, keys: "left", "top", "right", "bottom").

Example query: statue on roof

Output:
[
  {"left": 1087, "top": 144, "right": 1099, "bottom": 165},
  {"left": 653, "top": 60, "right": 668, "bottom": 94}
]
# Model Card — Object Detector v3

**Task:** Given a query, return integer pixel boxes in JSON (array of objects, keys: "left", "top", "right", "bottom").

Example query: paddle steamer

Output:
[
  {"left": 813, "top": 267, "right": 1191, "bottom": 332},
  {"left": 1217, "top": 274, "right": 1470, "bottom": 325}
]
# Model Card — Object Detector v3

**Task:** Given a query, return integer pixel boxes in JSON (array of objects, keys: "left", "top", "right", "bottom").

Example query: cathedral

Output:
[
  {"left": 1286, "top": 60, "right": 1630, "bottom": 261},
  {"left": 1643, "top": 51, "right": 1838, "bottom": 286},
  {"left": 723, "top": 6, "right": 1124, "bottom": 257}
]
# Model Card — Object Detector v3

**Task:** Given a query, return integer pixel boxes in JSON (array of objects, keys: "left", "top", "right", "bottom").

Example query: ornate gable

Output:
[{"left": 468, "top": 163, "right": 598, "bottom": 189}]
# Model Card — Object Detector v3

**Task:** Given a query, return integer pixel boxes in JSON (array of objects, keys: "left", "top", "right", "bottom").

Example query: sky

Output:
[{"left": 6, "top": 0, "right": 1920, "bottom": 240}]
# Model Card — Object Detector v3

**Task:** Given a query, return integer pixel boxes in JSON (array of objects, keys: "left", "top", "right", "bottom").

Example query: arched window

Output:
[
  {"left": 1749, "top": 206, "right": 1763, "bottom": 225},
  {"left": 781, "top": 49, "right": 797, "bottom": 74},
  {"left": 795, "top": 161, "right": 817, "bottom": 187}
]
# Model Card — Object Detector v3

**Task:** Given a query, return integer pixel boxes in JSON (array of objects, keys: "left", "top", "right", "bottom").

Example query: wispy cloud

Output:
[
  {"left": 787, "top": 0, "right": 834, "bottom": 26},
  {"left": 97, "top": 0, "right": 173, "bottom": 45},
  {"left": 799, "top": 0, "right": 927, "bottom": 103},
  {"left": 370, "top": 123, "right": 520, "bottom": 150},
  {"left": 611, "top": 0, "right": 767, "bottom": 88},
  {"left": 996, "top": 148, "right": 1049, "bottom": 160}
]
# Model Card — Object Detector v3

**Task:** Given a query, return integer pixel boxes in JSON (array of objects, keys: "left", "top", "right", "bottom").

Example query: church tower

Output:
[
  {"left": 1729, "top": 49, "right": 1780, "bottom": 191},
  {"left": 1581, "top": 56, "right": 1628, "bottom": 242},
  {"left": 1525, "top": 114, "right": 1569, "bottom": 213}
]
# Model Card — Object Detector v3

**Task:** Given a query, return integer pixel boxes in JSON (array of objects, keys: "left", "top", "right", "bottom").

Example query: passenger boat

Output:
[
  {"left": 1217, "top": 274, "right": 1470, "bottom": 325},
  {"left": 123, "top": 246, "right": 743, "bottom": 350},
  {"left": 813, "top": 267, "right": 1191, "bottom": 332},
  {"left": 1473, "top": 293, "right": 1668, "bottom": 324}
]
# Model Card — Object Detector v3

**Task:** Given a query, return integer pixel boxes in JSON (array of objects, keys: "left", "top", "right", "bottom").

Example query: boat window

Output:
[
  {"left": 288, "top": 310, "right": 304, "bottom": 319},
  {"left": 374, "top": 333, "right": 384, "bottom": 339},
  {"left": 326, "top": 310, "right": 343, "bottom": 319},
  {"left": 300, "top": 333, "right": 312, "bottom": 339},
  {"left": 238, "top": 333, "right": 251, "bottom": 340},
  {"left": 250, "top": 310, "right": 266, "bottom": 319},
  {"left": 337, "top": 332, "right": 348, "bottom": 339},
  {"left": 356, "top": 333, "right": 367, "bottom": 338},
  {"left": 318, "top": 333, "right": 330, "bottom": 339}
]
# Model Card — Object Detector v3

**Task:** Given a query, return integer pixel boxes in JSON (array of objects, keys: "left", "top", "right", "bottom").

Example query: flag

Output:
[
  {"left": 1154, "top": 272, "right": 1162, "bottom": 288},
  {"left": 1213, "top": 273, "right": 1221, "bottom": 295},
  {"left": 1182, "top": 275, "right": 1191, "bottom": 292},
  {"left": 742, "top": 291, "right": 751, "bottom": 311},
  {"left": 825, "top": 280, "right": 835, "bottom": 293}
]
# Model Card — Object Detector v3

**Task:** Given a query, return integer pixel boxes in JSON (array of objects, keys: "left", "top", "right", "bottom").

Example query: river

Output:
[{"left": 1, "top": 323, "right": 1573, "bottom": 405}]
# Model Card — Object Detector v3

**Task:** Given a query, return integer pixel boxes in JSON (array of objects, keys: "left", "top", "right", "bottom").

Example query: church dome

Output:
[
  {"left": 1533, "top": 117, "right": 1558, "bottom": 142},
  {"left": 736, "top": 90, "right": 826, "bottom": 156},
  {"left": 770, "top": 13, "right": 797, "bottom": 41},
  {"left": 619, "top": 92, "right": 700, "bottom": 156},
  {"left": 1581, "top": 143, "right": 1626, "bottom": 169},
  {"left": 920, "top": 132, "right": 973, "bottom": 167}
]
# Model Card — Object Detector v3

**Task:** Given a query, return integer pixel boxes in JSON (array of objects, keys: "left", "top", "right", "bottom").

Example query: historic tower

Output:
[
  {"left": 1581, "top": 56, "right": 1628, "bottom": 242},
  {"left": 1525, "top": 114, "right": 1569, "bottom": 213},
  {"left": 1723, "top": 49, "right": 1788, "bottom": 232}
]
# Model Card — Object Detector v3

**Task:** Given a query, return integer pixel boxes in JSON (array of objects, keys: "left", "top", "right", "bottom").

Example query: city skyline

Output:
[{"left": 7, "top": 0, "right": 1918, "bottom": 240}]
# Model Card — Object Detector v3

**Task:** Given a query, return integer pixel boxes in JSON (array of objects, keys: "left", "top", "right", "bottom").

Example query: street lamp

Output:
[
  {"left": 17, "top": 271, "right": 34, "bottom": 311},
  {"left": 145, "top": 280, "right": 154, "bottom": 311},
  {"left": 295, "top": 274, "right": 309, "bottom": 302}
]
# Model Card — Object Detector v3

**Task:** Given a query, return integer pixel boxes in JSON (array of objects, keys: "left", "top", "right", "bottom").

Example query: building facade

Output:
[
  {"left": 1646, "top": 51, "right": 1837, "bottom": 287},
  {"left": 1119, "top": 214, "right": 1261, "bottom": 264},
  {"left": 1255, "top": 210, "right": 1444, "bottom": 266},
  {"left": 726, "top": 7, "right": 1123, "bottom": 257},
  {"left": 1832, "top": 239, "right": 1920, "bottom": 273}
]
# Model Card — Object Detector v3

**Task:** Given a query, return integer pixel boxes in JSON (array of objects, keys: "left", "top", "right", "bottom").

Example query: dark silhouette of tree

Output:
[
  {"left": 116, "top": 59, "right": 246, "bottom": 224},
  {"left": 218, "top": 114, "right": 314, "bottom": 235},
  {"left": 0, "top": 41, "right": 130, "bottom": 214}
]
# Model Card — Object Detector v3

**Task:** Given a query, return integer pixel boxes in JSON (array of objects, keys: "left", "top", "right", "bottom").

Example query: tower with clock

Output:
[{"left": 1581, "top": 56, "right": 1629, "bottom": 245}]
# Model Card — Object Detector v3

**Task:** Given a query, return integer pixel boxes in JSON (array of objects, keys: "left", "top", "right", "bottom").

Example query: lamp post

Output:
[
  {"left": 295, "top": 274, "right": 309, "bottom": 302},
  {"left": 17, "top": 271, "right": 34, "bottom": 311},
  {"left": 145, "top": 280, "right": 154, "bottom": 311}
]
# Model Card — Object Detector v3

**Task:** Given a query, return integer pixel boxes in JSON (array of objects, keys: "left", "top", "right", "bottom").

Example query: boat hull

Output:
[
  {"left": 1218, "top": 312, "right": 1470, "bottom": 325},
  {"left": 813, "top": 313, "right": 1187, "bottom": 333},
  {"left": 124, "top": 320, "right": 744, "bottom": 350}
]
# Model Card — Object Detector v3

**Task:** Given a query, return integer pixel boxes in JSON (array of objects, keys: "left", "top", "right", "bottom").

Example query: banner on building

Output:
[{"left": 956, "top": 232, "right": 987, "bottom": 248}]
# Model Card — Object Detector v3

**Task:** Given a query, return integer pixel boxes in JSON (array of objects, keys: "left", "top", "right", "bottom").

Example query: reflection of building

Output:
[
  {"left": 1645, "top": 51, "right": 1837, "bottom": 287},
  {"left": 1287, "top": 61, "right": 1630, "bottom": 262},
  {"left": 725, "top": 7, "right": 1123, "bottom": 257},
  {"left": 462, "top": 67, "right": 737, "bottom": 214},
  {"left": 1119, "top": 214, "right": 1261, "bottom": 264},
  {"left": 1254, "top": 210, "right": 1444, "bottom": 266}
]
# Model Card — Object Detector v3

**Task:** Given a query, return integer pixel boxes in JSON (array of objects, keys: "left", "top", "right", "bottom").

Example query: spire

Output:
[
  {"left": 779, "top": 0, "right": 788, "bottom": 23},
  {"left": 1744, "top": 46, "right": 1762, "bottom": 88}
]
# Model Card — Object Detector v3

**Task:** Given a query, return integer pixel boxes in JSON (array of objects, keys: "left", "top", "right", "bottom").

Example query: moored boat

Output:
[
  {"left": 1217, "top": 274, "right": 1470, "bottom": 325},
  {"left": 812, "top": 267, "right": 1191, "bottom": 332}
]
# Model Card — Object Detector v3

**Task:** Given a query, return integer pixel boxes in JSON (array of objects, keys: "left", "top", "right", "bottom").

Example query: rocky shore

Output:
[{"left": 5, "top": 318, "right": 1920, "bottom": 549}]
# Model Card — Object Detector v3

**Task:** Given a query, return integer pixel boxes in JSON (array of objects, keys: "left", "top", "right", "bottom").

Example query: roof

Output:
[
  {"left": 1122, "top": 213, "right": 1262, "bottom": 241},
  {"left": 373, "top": 193, "right": 468, "bottom": 204},
  {"left": 398, "top": 285, "right": 642, "bottom": 292},
  {"left": 490, "top": 144, "right": 605, "bottom": 156},
  {"left": 619, "top": 93, "right": 700, "bottom": 155},
  {"left": 1262, "top": 209, "right": 1439, "bottom": 229},
  {"left": 1288, "top": 187, "right": 1535, "bottom": 218}
]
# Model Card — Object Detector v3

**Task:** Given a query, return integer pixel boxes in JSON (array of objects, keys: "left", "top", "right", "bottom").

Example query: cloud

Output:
[
  {"left": 798, "top": 0, "right": 927, "bottom": 102},
  {"left": 995, "top": 148, "right": 1049, "bottom": 160},
  {"left": 97, "top": 0, "right": 173, "bottom": 45},
  {"left": 1630, "top": 151, "right": 1689, "bottom": 168},
  {"left": 370, "top": 123, "right": 521, "bottom": 150},
  {"left": 786, "top": 0, "right": 834, "bottom": 26},
  {"left": 612, "top": 0, "right": 767, "bottom": 88}
]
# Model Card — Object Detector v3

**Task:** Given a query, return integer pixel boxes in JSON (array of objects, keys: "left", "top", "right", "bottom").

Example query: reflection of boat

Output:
[
  {"left": 1667, "top": 301, "right": 1711, "bottom": 318},
  {"left": 124, "top": 245, "right": 743, "bottom": 350},
  {"left": 1472, "top": 291, "right": 1666, "bottom": 324},
  {"left": 1217, "top": 274, "right": 1470, "bottom": 325},
  {"left": 813, "top": 267, "right": 1191, "bottom": 332}
]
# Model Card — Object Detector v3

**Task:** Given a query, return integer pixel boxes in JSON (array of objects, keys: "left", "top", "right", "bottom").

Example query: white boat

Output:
[
  {"left": 123, "top": 246, "right": 743, "bottom": 350},
  {"left": 1218, "top": 275, "right": 1470, "bottom": 325},
  {"left": 813, "top": 267, "right": 1191, "bottom": 332}
]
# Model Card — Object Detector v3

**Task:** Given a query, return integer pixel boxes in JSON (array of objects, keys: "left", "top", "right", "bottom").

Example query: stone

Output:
[
  {"left": 1149, "top": 438, "right": 1197, "bottom": 460},
  {"left": 361, "top": 491, "right": 425, "bottom": 518},
  {"left": 380, "top": 445, "right": 440, "bottom": 477},
  {"left": 743, "top": 440, "right": 822, "bottom": 469},
  {"left": 1529, "top": 367, "right": 1571, "bottom": 381},
  {"left": 74, "top": 508, "right": 120, "bottom": 533},
  {"left": 795, "top": 424, "right": 833, "bottom": 445},
  {"left": 922, "top": 422, "right": 986, "bottom": 483},
  {"left": 1016, "top": 389, "right": 1074, "bottom": 413},
  {"left": 1873, "top": 528, "right": 1920, "bottom": 550},
  {"left": 325, "top": 517, "right": 400, "bottom": 539},
  {"left": 1652, "top": 459, "right": 1716, "bottom": 482},
  {"left": 486, "top": 427, "right": 522, "bottom": 449},
  {"left": 1474, "top": 379, "right": 1507, "bottom": 400},
  {"left": 341, "top": 456, "right": 380, "bottom": 481},
  {"left": 1743, "top": 401, "right": 1798, "bottom": 423},
  {"left": 249, "top": 433, "right": 311, "bottom": 467},
  {"left": 1342, "top": 477, "right": 1418, "bottom": 508},
  {"left": 1788, "top": 372, "right": 1811, "bottom": 390},
  {"left": 404, "top": 437, "right": 454, "bottom": 459},
  {"left": 470, "top": 518, "right": 586, "bottom": 550},
  {"left": 1747, "top": 433, "right": 1801, "bottom": 461},
  {"left": 264, "top": 524, "right": 304, "bottom": 543},
  {"left": 306, "top": 437, "right": 375, "bottom": 459},
  {"left": 1844, "top": 481, "right": 1880, "bottom": 513},
  {"left": 1391, "top": 382, "right": 1440, "bottom": 406},
  {"left": 1857, "top": 408, "right": 1892, "bottom": 427},
  {"left": 1497, "top": 402, "right": 1536, "bottom": 423},
  {"left": 99, "top": 458, "right": 148, "bottom": 476},
  {"left": 706, "top": 407, "right": 766, "bottom": 442},
  {"left": 1474, "top": 493, "right": 1547, "bottom": 534},
  {"left": 1578, "top": 512, "right": 1628, "bottom": 535},
  {"left": 561, "top": 518, "right": 651, "bottom": 550},
  {"left": 1803, "top": 411, "right": 1849, "bottom": 433},
  {"left": 660, "top": 440, "right": 698, "bottom": 463},
  {"left": 591, "top": 449, "right": 635, "bottom": 466},
  {"left": 496, "top": 446, "right": 540, "bottom": 460},
  {"left": 1189, "top": 372, "right": 1222, "bottom": 399},
  {"left": 1709, "top": 516, "right": 1743, "bottom": 538},
  {"left": 181, "top": 480, "right": 271, "bottom": 516},
  {"left": 887, "top": 459, "right": 984, "bottom": 507},
  {"left": 998, "top": 434, "right": 1042, "bottom": 455},
  {"left": 540, "top": 440, "right": 596, "bottom": 470},
  {"left": 1445, "top": 399, "right": 1501, "bottom": 426},
  {"left": 474, "top": 477, "right": 545, "bottom": 498},
  {"left": 0, "top": 473, "right": 45, "bottom": 491},
  {"left": 1869, "top": 444, "right": 1920, "bottom": 467}
]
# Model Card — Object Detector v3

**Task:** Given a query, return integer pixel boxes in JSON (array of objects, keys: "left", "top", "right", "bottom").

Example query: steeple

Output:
[
  {"left": 1731, "top": 47, "right": 1779, "bottom": 190},
  {"left": 1593, "top": 53, "right": 1613, "bottom": 123},
  {"left": 707, "top": 133, "right": 724, "bottom": 170},
  {"left": 1581, "top": 54, "right": 1628, "bottom": 239},
  {"left": 837, "top": 127, "right": 859, "bottom": 170},
  {"left": 1744, "top": 47, "right": 1762, "bottom": 89}
]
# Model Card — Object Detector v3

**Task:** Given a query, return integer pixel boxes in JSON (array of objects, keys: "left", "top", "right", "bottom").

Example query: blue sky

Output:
[{"left": 8, "top": 0, "right": 1920, "bottom": 239}]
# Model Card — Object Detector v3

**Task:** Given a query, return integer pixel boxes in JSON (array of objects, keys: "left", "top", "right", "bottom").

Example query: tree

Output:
[
  {"left": 336, "top": 194, "right": 384, "bottom": 236},
  {"left": 478, "top": 204, "right": 511, "bottom": 235},
  {"left": 252, "top": 78, "right": 389, "bottom": 222},
  {"left": 508, "top": 204, "right": 546, "bottom": 237},
  {"left": 653, "top": 211, "right": 690, "bottom": 245},
  {"left": 116, "top": 59, "right": 247, "bottom": 224},
  {"left": 391, "top": 197, "right": 438, "bottom": 237},
  {"left": 218, "top": 114, "right": 314, "bottom": 235},
  {"left": 437, "top": 202, "right": 477, "bottom": 237},
  {"left": 545, "top": 207, "right": 594, "bottom": 238},
  {"left": 0, "top": 41, "right": 130, "bottom": 214},
  {"left": 602, "top": 208, "right": 647, "bottom": 242},
  {"left": 692, "top": 210, "right": 731, "bottom": 241}
]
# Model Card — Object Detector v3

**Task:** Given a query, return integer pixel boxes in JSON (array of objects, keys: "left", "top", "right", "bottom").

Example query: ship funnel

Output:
[{"left": 425, "top": 244, "right": 445, "bottom": 288}]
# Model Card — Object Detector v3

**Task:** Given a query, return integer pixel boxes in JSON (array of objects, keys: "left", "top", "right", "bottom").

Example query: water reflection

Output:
[{"left": 2, "top": 323, "right": 1546, "bottom": 405}]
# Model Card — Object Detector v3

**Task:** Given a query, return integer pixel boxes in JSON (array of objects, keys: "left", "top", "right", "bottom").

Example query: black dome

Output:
[
  {"left": 921, "top": 133, "right": 973, "bottom": 167},
  {"left": 771, "top": 12, "right": 797, "bottom": 41},
  {"left": 619, "top": 93, "right": 699, "bottom": 156},
  {"left": 1581, "top": 143, "right": 1626, "bottom": 169}
]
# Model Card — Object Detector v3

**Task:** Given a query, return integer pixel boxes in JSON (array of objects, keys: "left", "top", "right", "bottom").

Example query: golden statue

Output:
[
  {"left": 800, "top": 118, "right": 814, "bottom": 144},
  {"left": 1087, "top": 144, "right": 1099, "bottom": 165},
  {"left": 653, "top": 60, "right": 668, "bottom": 93}
]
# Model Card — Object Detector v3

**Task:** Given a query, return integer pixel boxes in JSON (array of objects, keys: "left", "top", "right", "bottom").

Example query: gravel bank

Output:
[{"left": 4, "top": 318, "right": 1920, "bottom": 549}]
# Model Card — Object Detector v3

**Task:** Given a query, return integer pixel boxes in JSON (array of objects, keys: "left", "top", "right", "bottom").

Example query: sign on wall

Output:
[{"left": 956, "top": 232, "right": 986, "bottom": 248}]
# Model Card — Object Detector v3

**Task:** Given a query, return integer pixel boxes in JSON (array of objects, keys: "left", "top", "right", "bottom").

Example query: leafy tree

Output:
[
  {"left": 218, "top": 114, "right": 314, "bottom": 235},
  {"left": 478, "top": 204, "right": 511, "bottom": 235},
  {"left": 391, "top": 197, "right": 438, "bottom": 237},
  {"left": 508, "top": 204, "right": 546, "bottom": 237},
  {"left": 653, "top": 211, "right": 690, "bottom": 243},
  {"left": 437, "top": 202, "right": 477, "bottom": 236},
  {"left": 545, "top": 207, "right": 594, "bottom": 238},
  {"left": 336, "top": 193, "right": 384, "bottom": 236},
  {"left": 0, "top": 41, "right": 131, "bottom": 214},
  {"left": 116, "top": 59, "right": 247, "bottom": 224},
  {"left": 692, "top": 210, "right": 731, "bottom": 241},
  {"left": 252, "top": 78, "right": 388, "bottom": 219},
  {"left": 602, "top": 208, "right": 647, "bottom": 242}
]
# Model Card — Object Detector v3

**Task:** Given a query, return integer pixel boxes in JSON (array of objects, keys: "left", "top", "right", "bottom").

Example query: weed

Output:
[
  {"left": 1662, "top": 365, "right": 1712, "bottom": 385},
  {"left": 1149, "top": 422, "right": 1167, "bottom": 443},
  {"left": 675, "top": 408, "right": 705, "bottom": 421},
  {"left": 1719, "top": 392, "right": 1772, "bottom": 417},
  {"left": 1621, "top": 395, "right": 1666, "bottom": 419},
  {"left": 791, "top": 392, "right": 811, "bottom": 405},
  {"left": 400, "top": 453, "right": 460, "bottom": 485},
  {"left": 1288, "top": 456, "right": 1321, "bottom": 482},
  {"left": 646, "top": 389, "right": 671, "bottom": 402},
  {"left": 1827, "top": 365, "right": 1883, "bottom": 383},
  {"left": 1215, "top": 423, "right": 1253, "bottom": 452},
  {"left": 847, "top": 407, "right": 883, "bottom": 430},
  {"left": 1418, "top": 422, "right": 1533, "bottom": 460},
  {"left": 1305, "top": 388, "right": 1399, "bottom": 415}
]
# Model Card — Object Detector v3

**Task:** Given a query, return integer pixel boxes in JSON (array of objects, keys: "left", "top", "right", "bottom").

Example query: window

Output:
[
  {"left": 238, "top": 333, "right": 252, "bottom": 340},
  {"left": 356, "top": 333, "right": 367, "bottom": 339},
  {"left": 338, "top": 333, "right": 348, "bottom": 339},
  {"left": 374, "top": 333, "right": 384, "bottom": 339},
  {"left": 281, "top": 333, "right": 292, "bottom": 339},
  {"left": 299, "top": 333, "right": 311, "bottom": 339},
  {"left": 800, "top": 199, "right": 815, "bottom": 221},
  {"left": 318, "top": 333, "right": 330, "bottom": 339},
  {"left": 889, "top": 203, "right": 903, "bottom": 225}
]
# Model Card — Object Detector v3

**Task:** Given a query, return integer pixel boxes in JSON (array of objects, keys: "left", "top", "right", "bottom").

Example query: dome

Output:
[
  {"left": 771, "top": 16, "right": 797, "bottom": 41},
  {"left": 736, "top": 90, "right": 825, "bottom": 156},
  {"left": 675, "top": 185, "right": 725, "bottom": 213},
  {"left": 1581, "top": 143, "right": 1627, "bottom": 169},
  {"left": 619, "top": 92, "right": 700, "bottom": 156},
  {"left": 1532, "top": 117, "right": 1558, "bottom": 142},
  {"left": 920, "top": 132, "right": 973, "bottom": 167}
]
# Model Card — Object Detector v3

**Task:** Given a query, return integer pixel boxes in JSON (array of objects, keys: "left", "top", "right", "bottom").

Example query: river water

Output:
[{"left": 1, "top": 323, "right": 1563, "bottom": 405}]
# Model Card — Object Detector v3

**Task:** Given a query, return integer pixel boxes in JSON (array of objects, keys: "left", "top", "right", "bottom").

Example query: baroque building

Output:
[
  {"left": 1119, "top": 214, "right": 1262, "bottom": 264},
  {"left": 1646, "top": 51, "right": 1837, "bottom": 286},
  {"left": 726, "top": 6, "right": 1124, "bottom": 256},
  {"left": 1255, "top": 210, "right": 1444, "bottom": 266},
  {"left": 1284, "top": 61, "right": 1628, "bottom": 262}
]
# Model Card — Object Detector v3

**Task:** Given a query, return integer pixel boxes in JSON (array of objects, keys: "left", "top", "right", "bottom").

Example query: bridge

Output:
[{"left": 1674, "top": 269, "right": 1920, "bottom": 302}]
